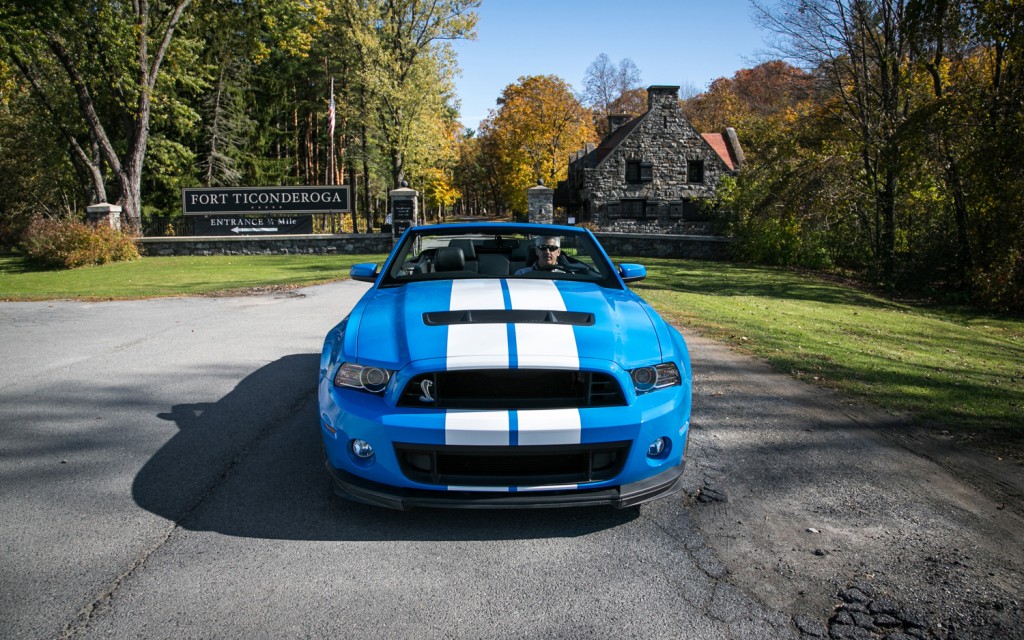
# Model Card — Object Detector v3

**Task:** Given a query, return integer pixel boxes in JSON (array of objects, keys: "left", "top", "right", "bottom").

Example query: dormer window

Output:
[{"left": 626, "top": 160, "right": 653, "bottom": 184}]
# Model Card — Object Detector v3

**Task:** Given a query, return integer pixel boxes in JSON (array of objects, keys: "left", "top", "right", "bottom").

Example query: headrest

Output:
[
  {"left": 435, "top": 247, "right": 465, "bottom": 271},
  {"left": 448, "top": 239, "right": 477, "bottom": 260},
  {"left": 510, "top": 239, "right": 531, "bottom": 260}
]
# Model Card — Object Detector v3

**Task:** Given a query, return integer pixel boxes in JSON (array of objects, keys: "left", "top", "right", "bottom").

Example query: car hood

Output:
[{"left": 353, "top": 278, "right": 663, "bottom": 371}]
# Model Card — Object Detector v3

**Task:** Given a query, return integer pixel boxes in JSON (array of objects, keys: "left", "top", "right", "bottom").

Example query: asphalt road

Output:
[{"left": 1, "top": 281, "right": 1022, "bottom": 639}]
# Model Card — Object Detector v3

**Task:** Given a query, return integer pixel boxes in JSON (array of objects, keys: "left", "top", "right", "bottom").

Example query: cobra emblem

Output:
[{"left": 418, "top": 379, "right": 435, "bottom": 403}]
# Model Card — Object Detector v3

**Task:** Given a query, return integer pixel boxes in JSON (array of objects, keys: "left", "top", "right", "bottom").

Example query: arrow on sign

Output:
[{"left": 231, "top": 227, "right": 278, "bottom": 234}]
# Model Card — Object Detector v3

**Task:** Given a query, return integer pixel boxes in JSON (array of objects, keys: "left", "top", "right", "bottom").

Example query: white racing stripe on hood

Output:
[
  {"left": 447, "top": 280, "right": 508, "bottom": 369},
  {"left": 443, "top": 279, "right": 582, "bottom": 453},
  {"left": 505, "top": 279, "right": 579, "bottom": 369}
]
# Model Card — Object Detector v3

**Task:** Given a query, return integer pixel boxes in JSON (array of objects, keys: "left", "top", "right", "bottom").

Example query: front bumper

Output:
[
  {"left": 325, "top": 458, "right": 686, "bottom": 510},
  {"left": 319, "top": 359, "right": 693, "bottom": 509}
]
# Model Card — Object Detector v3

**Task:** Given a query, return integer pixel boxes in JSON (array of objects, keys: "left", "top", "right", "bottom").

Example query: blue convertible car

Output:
[{"left": 318, "top": 223, "right": 692, "bottom": 509}]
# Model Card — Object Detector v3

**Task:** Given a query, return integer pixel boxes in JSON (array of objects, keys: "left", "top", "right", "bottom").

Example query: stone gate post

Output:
[
  {"left": 388, "top": 183, "right": 419, "bottom": 237},
  {"left": 86, "top": 203, "right": 123, "bottom": 231},
  {"left": 527, "top": 181, "right": 554, "bottom": 225}
]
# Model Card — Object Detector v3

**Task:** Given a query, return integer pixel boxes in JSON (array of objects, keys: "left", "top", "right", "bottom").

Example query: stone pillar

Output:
[
  {"left": 86, "top": 203, "right": 122, "bottom": 231},
  {"left": 388, "top": 183, "right": 419, "bottom": 237},
  {"left": 527, "top": 181, "right": 554, "bottom": 225}
]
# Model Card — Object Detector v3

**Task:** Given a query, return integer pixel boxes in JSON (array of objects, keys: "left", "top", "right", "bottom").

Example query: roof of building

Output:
[
  {"left": 700, "top": 133, "right": 738, "bottom": 171},
  {"left": 571, "top": 85, "right": 742, "bottom": 173},
  {"left": 593, "top": 115, "right": 646, "bottom": 166}
]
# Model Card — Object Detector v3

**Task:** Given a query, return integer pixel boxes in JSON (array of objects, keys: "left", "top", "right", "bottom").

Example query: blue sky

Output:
[{"left": 450, "top": 0, "right": 775, "bottom": 131}]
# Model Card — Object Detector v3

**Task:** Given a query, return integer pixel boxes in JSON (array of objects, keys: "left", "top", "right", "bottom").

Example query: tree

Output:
[
  {"left": 0, "top": 0, "right": 196, "bottom": 232},
  {"left": 727, "top": 0, "right": 1023, "bottom": 309},
  {"left": 0, "top": 60, "right": 82, "bottom": 245},
  {"left": 682, "top": 61, "right": 814, "bottom": 150},
  {"left": 605, "top": 87, "right": 647, "bottom": 122},
  {"left": 582, "top": 53, "right": 643, "bottom": 138},
  {"left": 754, "top": 0, "right": 920, "bottom": 285},
  {"left": 340, "top": 0, "right": 479, "bottom": 190},
  {"left": 481, "top": 75, "right": 595, "bottom": 213}
]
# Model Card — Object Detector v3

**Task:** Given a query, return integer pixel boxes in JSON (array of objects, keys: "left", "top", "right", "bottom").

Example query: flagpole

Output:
[{"left": 328, "top": 77, "right": 335, "bottom": 186}]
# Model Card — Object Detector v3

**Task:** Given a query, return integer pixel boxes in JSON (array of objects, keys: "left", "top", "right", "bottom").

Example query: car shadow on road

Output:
[{"left": 133, "top": 354, "right": 640, "bottom": 542}]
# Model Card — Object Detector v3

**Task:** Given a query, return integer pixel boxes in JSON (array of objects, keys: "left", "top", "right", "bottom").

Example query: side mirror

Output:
[
  {"left": 350, "top": 263, "right": 379, "bottom": 283},
  {"left": 618, "top": 263, "right": 647, "bottom": 283}
]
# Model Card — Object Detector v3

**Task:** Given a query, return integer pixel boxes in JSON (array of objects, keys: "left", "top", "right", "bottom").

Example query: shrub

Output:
[
  {"left": 21, "top": 217, "right": 140, "bottom": 269},
  {"left": 730, "top": 212, "right": 832, "bottom": 270},
  {"left": 970, "top": 251, "right": 1024, "bottom": 314}
]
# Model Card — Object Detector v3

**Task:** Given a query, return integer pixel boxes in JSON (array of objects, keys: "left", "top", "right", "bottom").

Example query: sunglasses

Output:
[{"left": 537, "top": 245, "right": 560, "bottom": 252}]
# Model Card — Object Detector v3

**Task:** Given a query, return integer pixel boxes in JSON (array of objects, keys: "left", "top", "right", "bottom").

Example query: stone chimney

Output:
[
  {"left": 607, "top": 114, "right": 631, "bottom": 134},
  {"left": 724, "top": 127, "right": 746, "bottom": 170},
  {"left": 646, "top": 85, "right": 680, "bottom": 112}
]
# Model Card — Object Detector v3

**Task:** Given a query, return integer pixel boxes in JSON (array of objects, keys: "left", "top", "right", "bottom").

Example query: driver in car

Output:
[{"left": 514, "top": 237, "right": 564, "bottom": 275}]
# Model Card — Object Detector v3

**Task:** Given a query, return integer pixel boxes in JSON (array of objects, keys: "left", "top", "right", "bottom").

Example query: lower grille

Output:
[{"left": 394, "top": 441, "right": 631, "bottom": 487}]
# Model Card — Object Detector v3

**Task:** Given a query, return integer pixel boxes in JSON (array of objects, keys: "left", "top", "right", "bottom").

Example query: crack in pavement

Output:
[{"left": 59, "top": 386, "right": 317, "bottom": 638}]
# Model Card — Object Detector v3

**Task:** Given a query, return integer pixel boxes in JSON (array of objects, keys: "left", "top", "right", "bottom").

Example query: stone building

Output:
[{"left": 558, "top": 85, "right": 744, "bottom": 233}]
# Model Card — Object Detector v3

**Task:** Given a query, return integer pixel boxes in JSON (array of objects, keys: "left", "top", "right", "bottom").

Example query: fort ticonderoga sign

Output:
[{"left": 182, "top": 186, "right": 350, "bottom": 215}]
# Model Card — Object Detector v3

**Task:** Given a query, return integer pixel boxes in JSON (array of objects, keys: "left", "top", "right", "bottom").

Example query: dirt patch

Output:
[
  {"left": 202, "top": 284, "right": 309, "bottom": 298},
  {"left": 681, "top": 330, "right": 1024, "bottom": 639}
]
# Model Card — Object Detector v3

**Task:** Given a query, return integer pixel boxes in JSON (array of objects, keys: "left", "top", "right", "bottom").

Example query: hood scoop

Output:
[{"left": 423, "top": 309, "right": 595, "bottom": 326}]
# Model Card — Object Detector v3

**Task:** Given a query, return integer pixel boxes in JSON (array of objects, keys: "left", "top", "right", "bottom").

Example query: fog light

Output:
[
  {"left": 647, "top": 437, "right": 667, "bottom": 457},
  {"left": 351, "top": 439, "right": 375, "bottom": 459}
]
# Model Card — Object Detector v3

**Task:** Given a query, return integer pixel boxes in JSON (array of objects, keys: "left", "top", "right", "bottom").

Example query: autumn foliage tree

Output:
[
  {"left": 693, "top": 0, "right": 1024, "bottom": 311},
  {"left": 478, "top": 75, "right": 595, "bottom": 214}
]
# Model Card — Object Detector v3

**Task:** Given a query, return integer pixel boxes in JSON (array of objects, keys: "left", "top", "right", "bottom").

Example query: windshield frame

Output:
[{"left": 376, "top": 223, "right": 623, "bottom": 289}]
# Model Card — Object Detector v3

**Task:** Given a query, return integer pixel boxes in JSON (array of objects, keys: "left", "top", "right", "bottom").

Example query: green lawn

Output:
[
  {"left": 635, "top": 259, "right": 1024, "bottom": 457},
  {"left": 3, "top": 253, "right": 1022, "bottom": 457},
  {"left": 0, "top": 253, "right": 384, "bottom": 299}
]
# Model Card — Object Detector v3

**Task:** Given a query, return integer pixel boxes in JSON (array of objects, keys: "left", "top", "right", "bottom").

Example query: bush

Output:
[
  {"left": 21, "top": 217, "right": 140, "bottom": 269},
  {"left": 970, "top": 251, "right": 1024, "bottom": 314},
  {"left": 730, "top": 213, "right": 832, "bottom": 270}
]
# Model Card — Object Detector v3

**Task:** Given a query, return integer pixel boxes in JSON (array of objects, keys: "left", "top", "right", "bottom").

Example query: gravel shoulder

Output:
[{"left": 680, "top": 330, "right": 1024, "bottom": 639}]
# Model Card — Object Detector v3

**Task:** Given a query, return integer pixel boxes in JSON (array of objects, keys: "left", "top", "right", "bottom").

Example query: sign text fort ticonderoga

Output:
[{"left": 182, "top": 186, "right": 350, "bottom": 216}]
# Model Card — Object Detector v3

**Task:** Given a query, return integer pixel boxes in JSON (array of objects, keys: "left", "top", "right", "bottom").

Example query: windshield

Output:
[{"left": 379, "top": 226, "right": 620, "bottom": 288}]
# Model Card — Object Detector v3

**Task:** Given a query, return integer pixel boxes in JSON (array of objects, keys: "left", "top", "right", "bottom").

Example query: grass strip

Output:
[
  {"left": 634, "top": 259, "right": 1024, "bottom": 457},
  {"left": 0, "top": 254, "right": 385, "bottom": 300}
]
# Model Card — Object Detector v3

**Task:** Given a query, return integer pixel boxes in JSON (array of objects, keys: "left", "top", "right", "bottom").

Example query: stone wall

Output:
[
  {"left": 594, "top": 232, "right": 732, "bottom": 261},
  {"left": 137, "top": 233, "right": 395, "bottom": 257},
  {"left": 136, "top": 232, "right": 730, "bottom": 261}
]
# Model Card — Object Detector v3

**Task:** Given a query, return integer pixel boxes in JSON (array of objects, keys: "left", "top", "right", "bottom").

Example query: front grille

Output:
[
  {"left": 398, "top": 370, "right": 626, "bottom": 409},
  {"left": 394, "top": 441, "right": 631, "bottom": 486}
]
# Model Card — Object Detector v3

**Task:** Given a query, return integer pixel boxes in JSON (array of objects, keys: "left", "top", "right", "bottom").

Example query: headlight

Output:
[
  {"left": 334, "top": 363, "right": 393, "bottom": 394},
  {"left": 630, "top": 363, "right": 681, "bottom": 394}
]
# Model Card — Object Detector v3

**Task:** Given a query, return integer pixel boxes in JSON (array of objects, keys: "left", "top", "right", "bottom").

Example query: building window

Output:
[
  {"left": 670, "top": 199, "right": 706, "bottom": 220},
  {"left": 621, "top": 199, "right": 646, "bottom": 219},
  {"left": 687, "top": 160, "right": 705, "bottom": 184},
  {"left": 626, "top": 160, "right": 653, "bottom": 184}
]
